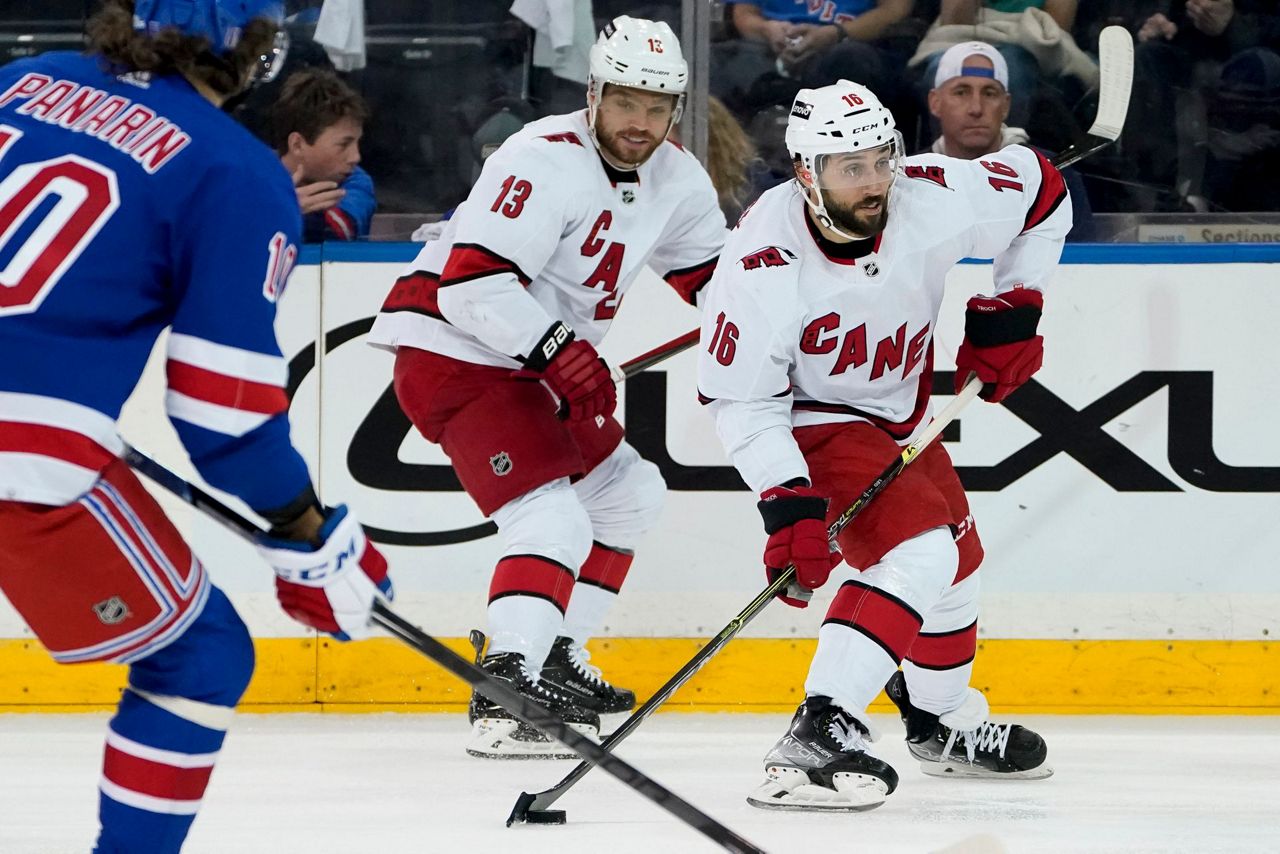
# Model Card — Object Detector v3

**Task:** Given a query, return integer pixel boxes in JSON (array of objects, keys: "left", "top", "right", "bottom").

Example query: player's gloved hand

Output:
[
  {"left": 758, "top": 484, "right": 842, "bottom": 609},
  {"left": 256, "top": 505, "right": 393, "bottom": 640},
  {"left": 517, "top": 321, "right": 617, "bottom": 422},
  {"left": 954, "top": 288, "right": 1044, "bottom": 403}
]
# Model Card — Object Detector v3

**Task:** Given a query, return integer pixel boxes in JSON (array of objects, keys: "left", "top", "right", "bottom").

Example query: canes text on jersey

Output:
[{"left": 801, "top": 314, "right": 931, "bottom": 379}]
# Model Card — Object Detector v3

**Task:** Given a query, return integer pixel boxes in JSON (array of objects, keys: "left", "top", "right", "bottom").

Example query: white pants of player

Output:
[
  {"left": 805, "top": 525, "right": 980, "bottom": 731},
  {"left": 486, "top": 441, "right": 665, "bottom": 667}
]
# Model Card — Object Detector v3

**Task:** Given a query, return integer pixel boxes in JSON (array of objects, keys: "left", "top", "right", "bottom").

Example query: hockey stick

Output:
[
  {"left": 122, "top": 446, "right": 767, "bottom": 854},
  {"left": 507, "top": 32, "right": 1131, "bottom": 826},
  {"left": 1049, "top": 25, "right": 1134, "bottom": 170},
  {"left": 611, "top": 328, "right": 699, "bottom": 383},
  {"left": 508, "top": 377, "right": 983, "bottom": 825}
]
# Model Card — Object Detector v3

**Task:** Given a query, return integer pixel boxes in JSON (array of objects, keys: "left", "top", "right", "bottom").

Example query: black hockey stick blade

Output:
[
  {"left": 509, "top": 380, "right": 984, "bottom": 821},
  {"left": 508, "top": 791, "right": 566, "bottom": 825},
  {"left": 123, "top": 446, "right": 766, "bottom": 854},
  {"left": 1051, "top": 26, "right": 1134, "bottom": 169}
]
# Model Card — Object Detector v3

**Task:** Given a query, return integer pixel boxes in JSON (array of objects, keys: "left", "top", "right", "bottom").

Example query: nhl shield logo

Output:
[
  {"left": 490, "top": 451, "right": 513, "bottom": 476},
  {"left": 863, "top": 261, "right": 880, "bottom": 277},
  {"left": 621, "top": 189, "right": 635, "bottom": 204},
  {"left": 93, "top": 596, "right": 130, "bottom": 625}
]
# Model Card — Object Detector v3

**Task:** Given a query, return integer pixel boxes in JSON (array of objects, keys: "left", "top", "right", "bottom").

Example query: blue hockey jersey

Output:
[{"left": 0, "top": 52, "right": 311, "bottom": 512}]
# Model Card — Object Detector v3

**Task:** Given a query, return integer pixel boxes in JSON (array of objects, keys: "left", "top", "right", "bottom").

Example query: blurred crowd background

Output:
[{"left": 5, "top": 0, "right": 1278, "bottom": 242}]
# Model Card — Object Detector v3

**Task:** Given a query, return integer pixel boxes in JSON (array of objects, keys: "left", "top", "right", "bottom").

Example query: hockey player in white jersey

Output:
[
  {"left": 368, "top": 16, "right": 725, "bottom": 757},
  {"left": 698, "top": 81, "right": 1065, "bottom": 810}
]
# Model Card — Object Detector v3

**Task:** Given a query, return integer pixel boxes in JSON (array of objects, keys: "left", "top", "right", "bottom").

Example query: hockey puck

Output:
[{"left": 524, "top": 810, "right": 567, "bottom": 824}]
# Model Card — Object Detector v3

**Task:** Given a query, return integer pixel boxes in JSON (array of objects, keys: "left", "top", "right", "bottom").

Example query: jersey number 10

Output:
[{"left": 0, "top": 125, "right": 120, "bottom": 318}]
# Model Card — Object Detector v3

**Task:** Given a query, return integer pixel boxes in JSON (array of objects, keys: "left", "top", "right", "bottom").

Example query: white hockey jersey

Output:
[
  {"left": 697, "top": 145, "right": 1071, "bottom": 494},
  {"left": 368, "top": 110, "right": 725, "bottom": 367}
]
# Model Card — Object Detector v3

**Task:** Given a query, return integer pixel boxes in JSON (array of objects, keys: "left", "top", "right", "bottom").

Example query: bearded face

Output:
[
  {"left": 801, "top": 148, "right": 896, "bottom": 238},
  {"left": 592, "top": 84, "right": 677, "bottom": 168},
  {"left": 822, "top": 186, "right": 890, "bottom": 237}
]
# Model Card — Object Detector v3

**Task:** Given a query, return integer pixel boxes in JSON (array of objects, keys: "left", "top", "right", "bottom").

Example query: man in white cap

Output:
[
  {"left": 928, "top": 41, "right": 1020, "bottom": 159},
  {"left": 928, "top": 41, "right": 1094, "bottom": 239}
]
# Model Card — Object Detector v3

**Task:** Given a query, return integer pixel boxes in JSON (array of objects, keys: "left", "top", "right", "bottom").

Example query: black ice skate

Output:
[
  {"left": 539, "top": 636, "right": 636, "bottom": 714},
  {"left": 885, "top": 670, "right": 1052, "bottom": 779},
  {"left": 746, "top": 695, "right": 898, "bottom": 812},
  {"left": 466, "top": 634, "right": 600, "bottom": 760}
]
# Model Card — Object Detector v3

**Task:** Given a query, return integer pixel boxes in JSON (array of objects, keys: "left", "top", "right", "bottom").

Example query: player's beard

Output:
[
  {"left": 598, "top": 126, "right": 662, "bottom": 168},
  {"left": 824, "top": 190, "right": 890, "bottom": 238}
]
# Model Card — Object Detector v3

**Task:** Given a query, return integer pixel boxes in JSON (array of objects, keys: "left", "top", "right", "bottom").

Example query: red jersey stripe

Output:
[
  {"left": 794, "top": 346, "right": 934, "bottom": 441},
  {"left": 381, "top": 271, "right": 444, "bottom": 319},
  {"left": 166, "top": 361, "right": 288, "bottom": 415},
  {"left": 0, "top": 420, "right": 117, "bottom": 469},
  {"left": 440, "top": 243, "right": 531, "bottom": 287},
  {"left": 663, "top": 257, "right": 718, "bottom": 305},
  {"left": 325, "top": 207, "right": 355, "bottom": 241},
  {"left": 1022, "top": 149, "right": 1068, "bottom": 233}
]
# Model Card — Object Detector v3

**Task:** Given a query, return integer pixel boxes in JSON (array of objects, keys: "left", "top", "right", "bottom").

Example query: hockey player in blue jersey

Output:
[{"left": 0, "top": 2, "right": 394, "bottom": 851}]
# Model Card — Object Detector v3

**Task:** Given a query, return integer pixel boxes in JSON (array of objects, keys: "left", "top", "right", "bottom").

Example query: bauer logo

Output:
[{"left": 791, "top": 101, "right": 813, "bottom": 119}]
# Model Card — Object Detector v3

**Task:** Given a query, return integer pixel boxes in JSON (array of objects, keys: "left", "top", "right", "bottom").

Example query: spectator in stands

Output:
[
  {"left": 705, "top": 96, "right": 776, "bottom": 222},
  {"left": 271, "top": 69, "right": 375, "bottom": 241},
  {"left": 712, "top": 0, "right": 913, "bottom": 119},
  {"left": 924, "top": 41, "right": 1095, "bottom": 239},
  {"left": 911, "top": 0, "right": 1091, "bottom": 133},
  {"left": 1129, "top": 0, "right": 1280, "bottom": 210}
]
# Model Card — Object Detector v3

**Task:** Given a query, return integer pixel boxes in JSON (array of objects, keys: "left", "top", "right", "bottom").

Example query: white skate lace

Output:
[
  {"left": 942, "top": 721, "right": 1012, "bottom": 763},
  {"left": 825, "top": 713, "right": 869, "bottom": 752},
  {"left": 519, "top": 659, "right": 563, "bottom": 700},
  {"left": 569, "top": 643, "right": 606, "bottom": 686}
]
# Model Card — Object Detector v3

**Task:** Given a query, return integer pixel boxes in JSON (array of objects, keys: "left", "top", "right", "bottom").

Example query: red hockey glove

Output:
[
  {"left": 757, "top": 484, "right": 843, "bottom": 609},
  {"left": 954, "top": 288, "right": 1044, "bottom": 403},
  {"left": 517, "top": 321, "right": 617, "bottom": 422},
  {"left": 257, "top": 505, "right": 393, "bottom": 640}
]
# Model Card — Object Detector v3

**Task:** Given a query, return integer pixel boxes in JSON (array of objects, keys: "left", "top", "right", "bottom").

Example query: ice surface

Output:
[{"left": 2, "top": 713, "right": 1278, "bottom": 853}]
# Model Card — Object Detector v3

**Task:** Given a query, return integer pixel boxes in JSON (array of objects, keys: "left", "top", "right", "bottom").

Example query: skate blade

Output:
[
  {"left": 746, "top": 766, "right": 889, "bottom": 812},
  {"left": 465, "top": 717, "right": 598, "bottom": 760},
  {"left": 918, "top": 761, "right": 1054, "bottom": 780}
]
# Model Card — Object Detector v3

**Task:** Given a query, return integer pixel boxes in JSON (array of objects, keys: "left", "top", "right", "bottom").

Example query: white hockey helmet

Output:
[
  {"left": 786, "top": 81, "right": 903, "bottom": 236},
  {"left": 587, "top": 16, "right": 688, "bottom": 160}
]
